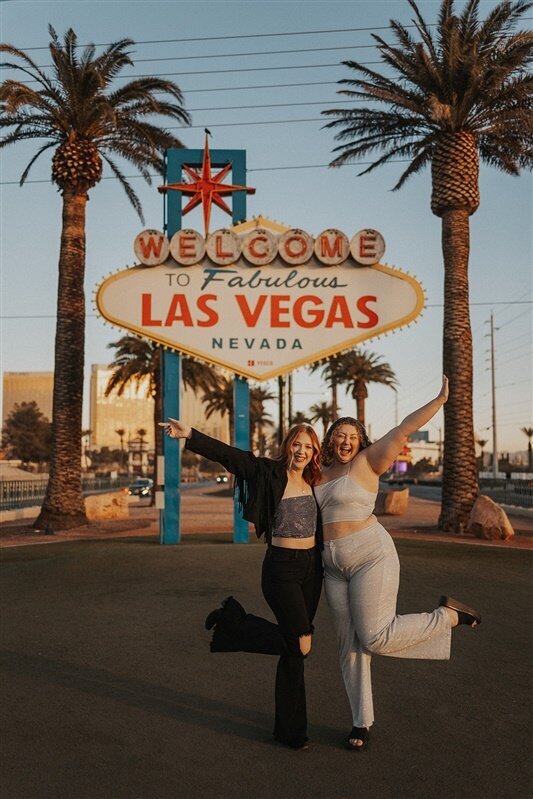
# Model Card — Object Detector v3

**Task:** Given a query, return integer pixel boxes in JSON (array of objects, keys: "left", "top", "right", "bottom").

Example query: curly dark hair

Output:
[
  {"left": 321, "top": 417, "right": 372, "bottom": 467},
  {"left": 279, "top": 423, "right": 322, "bottom": 485}
]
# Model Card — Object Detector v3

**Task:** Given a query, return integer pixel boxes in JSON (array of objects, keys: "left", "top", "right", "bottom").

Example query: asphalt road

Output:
[{"left": 1, "top": 536, "right": 531, "bottom": 799}]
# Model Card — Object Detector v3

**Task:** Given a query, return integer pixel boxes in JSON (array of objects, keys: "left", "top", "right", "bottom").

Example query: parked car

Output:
[
  {"left": 128, "top": 477, "right": 153, "bottom": 497},
  {"left": 216, "top": 473, "right": 229, "bottom": 484}
]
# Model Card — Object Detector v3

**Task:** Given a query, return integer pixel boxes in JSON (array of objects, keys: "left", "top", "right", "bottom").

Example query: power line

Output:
[
  {"left": 2, "top": 301, "right": 531, "bottom": 321},
  {"left": 11, "top": 23, "right": 437, "bottom": 52},
  {"left": 24, "top": 42, "right": 382, "bottom": 70},
  {"left": 0, "top": 158, "right": 409, "bottom": 186}
]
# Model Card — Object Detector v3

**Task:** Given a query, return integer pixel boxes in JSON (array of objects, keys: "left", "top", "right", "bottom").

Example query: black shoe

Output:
[
  {"left": 274, "top": 734, "right": 309, "bottom": 751},
  {"left": 344, "top": 726, "right": 369, "bottom": 751},
  {"left": 204, "top": 596, "right": 234, "bottom": 631},
  {"left": 439, "top": 596, "right": 481, "bottom": 627},
  {"left": 204, "top": 608, "right": 221, "bottom": 631}
]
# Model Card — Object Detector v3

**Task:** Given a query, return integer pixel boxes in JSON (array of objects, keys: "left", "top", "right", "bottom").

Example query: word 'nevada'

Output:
[
  {"left": 134, "top": 226, "right": 386, "bottom": 268},
  {"left": 141, "top": 293, "right": 379, "bottom": 329}
]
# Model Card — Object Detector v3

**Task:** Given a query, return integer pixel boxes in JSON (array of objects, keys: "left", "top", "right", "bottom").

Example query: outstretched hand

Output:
[
  {"left": 158, "top": 417, "right": 192, "bottom": 439},
  {"left": 438, "top": 375, "right": 449, "bottom": 404}
]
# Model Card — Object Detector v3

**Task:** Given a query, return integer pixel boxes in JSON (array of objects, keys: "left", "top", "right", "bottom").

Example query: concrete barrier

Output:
[
  {"left": 375, "top": 487, "right": 409, "bottom": 515},
  {"left": 85, "top": 491, "right": 130, "bottom": 521}
]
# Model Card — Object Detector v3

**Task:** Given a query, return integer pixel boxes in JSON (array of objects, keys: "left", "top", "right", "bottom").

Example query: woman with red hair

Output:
[{"left": 160, "top": 418, "right": 323, "bottom": 750}]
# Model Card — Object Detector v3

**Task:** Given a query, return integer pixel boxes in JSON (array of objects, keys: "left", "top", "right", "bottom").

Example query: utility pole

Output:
[{"left": 489, "top": 312, "right": 498, "bottom": 478}]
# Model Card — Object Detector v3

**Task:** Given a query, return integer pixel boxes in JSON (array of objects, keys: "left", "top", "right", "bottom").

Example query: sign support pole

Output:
[{"left": 160, "top": 147, "right": 250, "bottom": 544}]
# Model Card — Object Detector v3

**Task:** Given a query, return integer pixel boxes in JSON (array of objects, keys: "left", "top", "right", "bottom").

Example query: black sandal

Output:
[
  {"left": 439, "top": 596, "right": 481, "bottom": 627},
  {"left": 345, "top": 726, "right": 369, "bottom": 751}
]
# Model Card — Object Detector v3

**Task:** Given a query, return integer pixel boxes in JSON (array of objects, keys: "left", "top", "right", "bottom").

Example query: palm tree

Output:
[
  {"left": 292, "top": 411, "right": 310, "bottom": 426},
  {"left": 475, "top": 437, "right": 488, "bottom": 470},
  {"left": 1, "top": 27, "right": 190, "bottom": 529},
  {"left": 309, "top": 401, "right": 334, "bottom": 436},
  {"left": 521, "top": 427, "right": 533, "bottom": 470},
  {"left": 323, "top": 0, "right": 532, "bottom": 532},
  {"left": 310, "top": 355, "right": 344, "bottom": 418},
  {"left": 106, "top": 335, "right": 219, "bottom": 500},
  {"left": 202, "top": 376, "right": 235, "bottom": 442},
  {"left": 335, "top": 350, "right": 397, "bottom": 427},
  {"left": 115, "top": 428, "right": 126, "bottom": 473},
  {"left": 136, "top": 428, "right": 148, "bottom": 475},
  {"left": 250, "top": 386, "right": 275, "bottom": 454}
]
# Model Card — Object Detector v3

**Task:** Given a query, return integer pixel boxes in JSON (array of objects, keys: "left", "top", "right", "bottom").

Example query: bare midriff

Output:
[
  {"left": 323, "top": 514, "right": 377, "bottom": 541},
  {"left": 271, "top": 536, "right": 316, "bottom": 550}
]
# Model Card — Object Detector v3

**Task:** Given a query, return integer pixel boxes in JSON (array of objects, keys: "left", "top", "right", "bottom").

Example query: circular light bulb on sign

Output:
[
  {"left": 206, "top": 228, "right": 242, "bottom": 265},
  {"left": 314, "top": 229, "right": 350, "bottom": 265},
  {"left": 170, "top": 229, "right": 205, "bottom": 266},
  {"left": 350, "top": 229, "right": 386, "bottom": 266},
  {"left": 134, "top": 230, "right": 169, "bottom": 266},
  {"left": 241, "top": 227, "right": 278, "bottom": 265},
  {"left": 278, "top": 229, "right": 314, "bottom": 265}
]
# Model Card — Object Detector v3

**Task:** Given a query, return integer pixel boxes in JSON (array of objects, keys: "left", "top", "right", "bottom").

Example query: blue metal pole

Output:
[
  {"left": 228, "top": 150, "right": 250, "bottom": 543},
  {"left": 160, "top": 149, "right": 184, "bottom": 544},
  {"left": 233, "top": 377, "right": 250, "bottom": 543},
  {"left": 160, "top": 351, "right": 181, "bottom": 544},
  {"left": 161, "top": 147, "right": 251, "bottom": 544}
]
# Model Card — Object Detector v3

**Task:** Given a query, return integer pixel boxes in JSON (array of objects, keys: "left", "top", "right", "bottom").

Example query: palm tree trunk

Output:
[
  {"left": 438, "top": 209, "right": 478, "bottom": 532},
  {"left": 355, "top": 396, "right": 365, "bottom": 427},
  {"left": 330, "top": 358, "right": 338, "bottom": 419},
  {"left": 35, "top": 191, "right": 88, "bottom": 530},
  {"left": 354, "top": 380, "right": 368, "bottom": 427}
]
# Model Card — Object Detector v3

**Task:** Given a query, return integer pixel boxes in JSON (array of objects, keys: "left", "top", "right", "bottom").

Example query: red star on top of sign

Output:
[{"left": 158, "top": 133, "right": 255, "bottom": 235}]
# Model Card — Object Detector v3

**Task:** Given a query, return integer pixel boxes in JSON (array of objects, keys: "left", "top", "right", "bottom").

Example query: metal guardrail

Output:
[
  {"left": 479, "top": 478, "right": 532, "bottom": 509},
  {"left": 0, "top": 477, "right": 131, "bottom": 511}
]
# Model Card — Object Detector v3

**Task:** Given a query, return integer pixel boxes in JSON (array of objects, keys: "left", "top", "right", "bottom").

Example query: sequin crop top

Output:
[
  {"left": 271, "top": 495, "right": 317, "bottom": 538},
  {"left": 314, "top": 475, "right": 377, "bottom": 524}
]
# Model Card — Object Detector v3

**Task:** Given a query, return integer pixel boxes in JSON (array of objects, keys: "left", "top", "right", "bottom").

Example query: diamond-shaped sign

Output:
[{"left": 96, "top": 218, "right": 424, "bottom": 381}]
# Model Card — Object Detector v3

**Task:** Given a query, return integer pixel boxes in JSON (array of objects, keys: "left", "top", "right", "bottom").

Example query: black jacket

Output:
[{"left": 185, "top": 428, "right": 323, "bottom": 548}]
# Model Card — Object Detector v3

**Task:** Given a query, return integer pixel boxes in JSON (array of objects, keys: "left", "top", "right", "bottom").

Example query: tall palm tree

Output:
[
  {"left": 310, "top": 355, "right": 344, "bottom": 418},
  {"left": 323, "top": 0, "right": 532, "bottom": 532},
  {"left": 250, "top": 386, "right": 275, "bottom": 454},
  {"left": 309, "top": 401, "right": 334, "bottom": 436},
  {"left": 136, "top": 428, "right": 148, "bottom": 476},
  {"left": 475, "top": 437, "right": 488, "bottom": 470},
  {"left": 115, "top": 428, "right": 126, "bottom": 473},
  {"left": 335, "top": 350, "right": 397, "bottom": 427},
  {"left": 521, "top": 426, "right": 533, "bottom": 470},
  {"left": 106, "top": 335, "right": 219, "bottom": 500},
  {"left": 1, "top": 27, "right": 190, "bottom": 529}
]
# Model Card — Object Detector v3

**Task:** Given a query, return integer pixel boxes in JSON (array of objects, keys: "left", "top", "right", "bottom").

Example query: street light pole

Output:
[{"left": 490, "top": 312, "right": 498, "bottom": 478}]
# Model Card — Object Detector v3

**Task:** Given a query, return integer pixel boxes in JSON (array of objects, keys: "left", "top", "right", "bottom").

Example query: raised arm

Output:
[
  {"left": 159, "top": 418, "right": 257, "bottom": 481},
  {"left": 363, "top": 377, "right": 448, "bottom": 476}
]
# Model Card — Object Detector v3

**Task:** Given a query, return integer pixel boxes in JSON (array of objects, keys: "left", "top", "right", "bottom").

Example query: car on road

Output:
[
  {"left": 216, "top": 473, "right": 229, "bottom": 484},
  {"left": 128, "top": 477, "right": 154, "bottom": 497}
]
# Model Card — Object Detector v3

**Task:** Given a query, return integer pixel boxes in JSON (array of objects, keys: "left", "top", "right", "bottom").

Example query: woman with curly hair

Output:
[
  {"left": 315, "top": 376, "right": 480, "bottom": 751},
  {"left": 160, "top": 418, "right": 323, "bottom": 750}
]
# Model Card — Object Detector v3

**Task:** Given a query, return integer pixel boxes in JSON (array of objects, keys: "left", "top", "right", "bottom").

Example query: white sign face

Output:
[{"left": 97, "top": 219, "right": 424, "bottom": 381}]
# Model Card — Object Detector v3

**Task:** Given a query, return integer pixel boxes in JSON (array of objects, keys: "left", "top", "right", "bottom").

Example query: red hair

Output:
[{"left": 279, "top": 424, "right": 322, "bottom": 486}]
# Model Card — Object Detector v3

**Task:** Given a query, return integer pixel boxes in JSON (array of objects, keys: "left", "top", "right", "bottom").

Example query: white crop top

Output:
[{"left": 314, "top": 475, "right": 377, "bottom": 524}]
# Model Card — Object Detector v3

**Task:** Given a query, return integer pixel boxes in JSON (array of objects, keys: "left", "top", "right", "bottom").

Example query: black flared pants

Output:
[{"left": 210, "top": 545, "right": 323, "bottom": 745}]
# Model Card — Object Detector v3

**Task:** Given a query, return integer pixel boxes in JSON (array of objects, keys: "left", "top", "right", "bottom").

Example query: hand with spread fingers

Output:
[{"left": 158, "top": 417, "right": 192, "bottom": 440}]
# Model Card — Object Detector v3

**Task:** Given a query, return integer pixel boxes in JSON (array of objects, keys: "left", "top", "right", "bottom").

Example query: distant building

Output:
[
  {"left": 89, "top": 364, "right": 228, "bottom": 452},
  {"left": 2, "top": 371, "right": 54, "bottom": 426},
  {"left": 89, "top": 365, "right": 154, "bottom": 451}
]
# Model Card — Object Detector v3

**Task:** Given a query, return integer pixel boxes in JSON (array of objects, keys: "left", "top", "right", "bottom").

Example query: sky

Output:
[{"left": 1, "top": 0, "right": 531, "bottom": 456}]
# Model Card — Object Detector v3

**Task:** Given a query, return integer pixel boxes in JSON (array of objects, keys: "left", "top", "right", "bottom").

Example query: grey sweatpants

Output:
[{"left": 322, "top": 521, "right": 451, "bottom": 729}]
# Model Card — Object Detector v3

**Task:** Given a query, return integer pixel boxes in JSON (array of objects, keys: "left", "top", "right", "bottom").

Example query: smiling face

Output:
[
  {"left": 289, "top": 432, "right": 315, "bottom": 472},
  {"left": 332, "top": 424, "right": 360, "bottom": 464}
]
